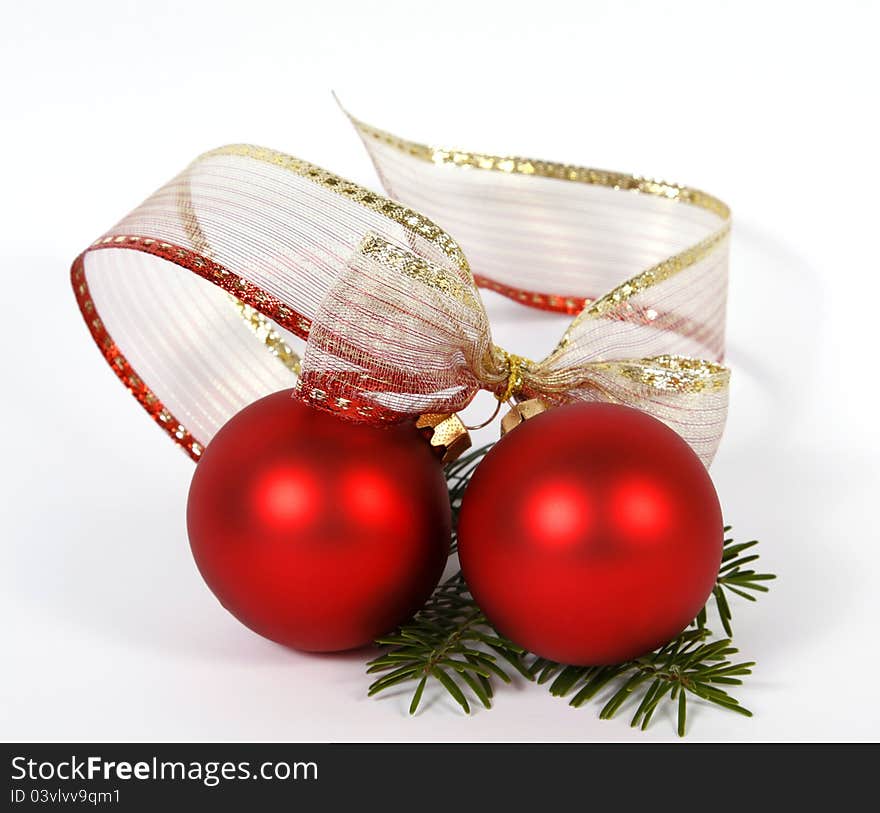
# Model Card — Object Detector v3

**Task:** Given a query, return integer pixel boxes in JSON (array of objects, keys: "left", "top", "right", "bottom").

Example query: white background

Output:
[{"left": 2, "top": 0, "right": 878, "bottom": 742}]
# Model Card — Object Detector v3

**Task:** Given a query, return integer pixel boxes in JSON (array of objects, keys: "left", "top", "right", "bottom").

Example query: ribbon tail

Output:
[{"left": 528, "top": 355, "right": 730, "bottom": 466}]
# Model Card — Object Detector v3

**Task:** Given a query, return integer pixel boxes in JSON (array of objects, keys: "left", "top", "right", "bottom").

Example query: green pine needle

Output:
[
  {"left": 368, "top": 570, "right": 528, "bottom": 715},
  {"left": 367, "top": 446, "right": 776, "bottom": 736},
  {"left": 530, "top": 627, "right": 756, "bottom": 735}
]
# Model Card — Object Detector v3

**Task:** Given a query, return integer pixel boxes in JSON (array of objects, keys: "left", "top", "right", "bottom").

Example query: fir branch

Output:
[
  {"left": 530, "top": 628, "right": 755, "bottom": 736},
  {"left": 367, "top": 444, "right": 776, "bottom": 736},
  {"left": 367, "top": 570, "right": 529, "bottom": 714},
  {"left": 698, "top": 527, "right": 777, "bottom": 636}
]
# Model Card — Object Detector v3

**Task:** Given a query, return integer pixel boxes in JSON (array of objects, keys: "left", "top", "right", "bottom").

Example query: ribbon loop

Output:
[{"left": 71, "top": 108, "right": 732, "bottom": 467}]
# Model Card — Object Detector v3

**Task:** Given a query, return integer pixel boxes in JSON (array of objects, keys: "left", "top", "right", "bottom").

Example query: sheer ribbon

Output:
[{"left": 71, "top": 112, "right": 730, "bottom": 465}]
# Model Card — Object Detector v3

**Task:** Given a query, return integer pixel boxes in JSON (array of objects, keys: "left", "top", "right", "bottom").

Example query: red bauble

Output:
[
  {"left": 458, "top": 403, "right": 722, "bottom": 665},
  {"left": 187, "top": 390, "right": 450, "bottom": 652}
]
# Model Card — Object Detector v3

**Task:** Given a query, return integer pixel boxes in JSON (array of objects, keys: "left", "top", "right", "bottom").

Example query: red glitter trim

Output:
[
  {"left": 70, "top": 235, "right": 314, "bottom": 461},
  {"left": 474, "top": 274, "right": 589, "bottom": 315}
]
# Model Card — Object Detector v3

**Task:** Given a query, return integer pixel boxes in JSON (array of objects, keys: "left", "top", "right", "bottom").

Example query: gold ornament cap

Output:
[
  {"left": 500, "top": 398, "right": 549, "bottom": 436},
  {"left": 416, "top": 413, "right": 472, "bottom": 464}
]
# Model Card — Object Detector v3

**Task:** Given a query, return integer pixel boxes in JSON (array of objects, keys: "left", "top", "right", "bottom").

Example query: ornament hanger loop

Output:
[
  {"left": 462, "top": 347, "right": 534, "bottom": 430},
  {"left": 463, "top": 398, "right": 504, "bottom": 431}
]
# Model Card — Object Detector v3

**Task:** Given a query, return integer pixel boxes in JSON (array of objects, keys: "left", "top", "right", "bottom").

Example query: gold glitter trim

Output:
[
  {"left": 352, "top": 119, "right": 730, "bottom": 220},
  {"left": 604, "top": 354, "right": 730, "bottom": 394},
  {"left": 495, "top": 347, "right": 533, "bottom": 402},
  {"left": 229, "top": 296, "right": 301, "bottom": 375},
  {"left": 199, "top": 144, "right": 472, "bottom": 276},
  {"left": 359, "top": 233, "right": 479, "bottom": 310}
]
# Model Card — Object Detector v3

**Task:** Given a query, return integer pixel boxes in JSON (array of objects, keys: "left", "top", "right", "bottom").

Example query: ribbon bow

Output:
[{"left": 71, "top": 111, "right": 730, "bottom": 466}]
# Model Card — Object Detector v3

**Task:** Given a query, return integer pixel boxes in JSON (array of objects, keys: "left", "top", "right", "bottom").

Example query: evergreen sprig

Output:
[
  {"left": 367, "top": 446, "right": 776, "bottom": 735},
  {"left": 529, "top": 628, "right": 754, "bottom": 736},
  {"left": 367, "top": 570, "right": 530, "bottom": 714},
  {"left": 696, "top": 532, "right": 777, "bottom": 635}
]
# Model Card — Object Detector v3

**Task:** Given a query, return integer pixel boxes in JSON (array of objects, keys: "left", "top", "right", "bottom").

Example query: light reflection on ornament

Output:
[
  {"left": 525, "top": 479, "right": 592, "bottom": 548},
  {"left": 613, "top": 478, "right": 670, "bottom": 538},
  {"left": 342, "top": 467, "right": 402, "bottom": 529},
  {"left": 254, "top": 465, "right": 320, "bottom": 528}
]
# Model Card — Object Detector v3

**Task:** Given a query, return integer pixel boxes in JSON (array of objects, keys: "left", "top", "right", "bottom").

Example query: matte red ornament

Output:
[
  {"left": 458, "top": 402, "right": 723, "bottom": 665},
  {"left": 187, "top": 390, "right": 451, "bottom": 652}
]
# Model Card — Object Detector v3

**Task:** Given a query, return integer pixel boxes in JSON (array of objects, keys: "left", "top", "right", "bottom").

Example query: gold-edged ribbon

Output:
[{"left": 71, "top": 108, "right": 731, "bottom": 466}]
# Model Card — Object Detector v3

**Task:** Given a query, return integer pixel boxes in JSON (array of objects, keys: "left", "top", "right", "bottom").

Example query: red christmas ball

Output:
[
  {"left": 458, "top": 402, "right": 722, "bottom": 665},
  {"left": 187, "top": 390, "right": 450, "bottom": 652}
]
